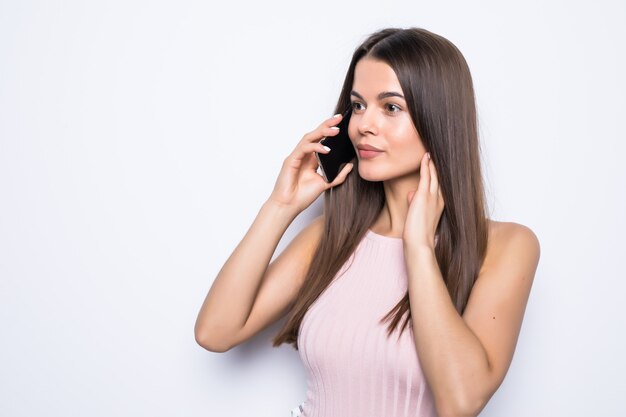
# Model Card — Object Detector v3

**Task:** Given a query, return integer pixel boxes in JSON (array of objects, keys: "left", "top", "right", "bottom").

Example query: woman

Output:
[{"left": 195, "top": 27, "right": 541, "bottom": 417}]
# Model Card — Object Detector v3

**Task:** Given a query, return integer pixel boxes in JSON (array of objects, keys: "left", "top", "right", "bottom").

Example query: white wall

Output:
[{"left": 1, "top": 1, "right": 624, "bottom": 416}]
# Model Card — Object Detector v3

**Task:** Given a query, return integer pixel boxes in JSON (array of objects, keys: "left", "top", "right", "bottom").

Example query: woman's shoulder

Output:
[
  {"left": 487, "top": 219, "right": 539, "bottom": 243},
  {"left": 485, "top": 219, "right": 541, "bottom": 267}
]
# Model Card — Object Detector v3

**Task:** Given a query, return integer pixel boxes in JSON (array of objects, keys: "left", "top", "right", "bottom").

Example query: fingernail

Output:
[
  {"left": 330, "top": 126, "right": 339, "bottom": 130},
  {"left": 323, "top": 145, "right": 331, "bottom": 151},
  {"left": 333, "top": 113, "right": 341, "bottom": 118},
  {"left": 426, "top": 152, "right": 431, "bottom": 160}
]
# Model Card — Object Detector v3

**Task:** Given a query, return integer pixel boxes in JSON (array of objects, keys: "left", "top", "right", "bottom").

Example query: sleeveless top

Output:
[{"left": 291, "top": 229, "right": 437, "bottom": 417}]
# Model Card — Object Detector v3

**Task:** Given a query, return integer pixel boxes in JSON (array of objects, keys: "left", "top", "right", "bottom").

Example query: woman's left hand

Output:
[{"left": 403, "top": 152, "right": 445, "bottom": 252}]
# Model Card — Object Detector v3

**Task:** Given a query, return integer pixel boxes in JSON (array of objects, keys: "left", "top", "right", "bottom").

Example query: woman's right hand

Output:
[{"left": 267, "top": 112, "right": 355, "bottom": 214}]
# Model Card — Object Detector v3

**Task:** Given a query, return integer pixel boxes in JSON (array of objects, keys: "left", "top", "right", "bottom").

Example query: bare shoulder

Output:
[
  {"left": 276, "top": 213, "right": 325, "bottom": 284},
  {"left": 309, "top": 214, "right": 325, "bottom": 233},
  {"left": 298, "top": 214, "right": 325, "bottom": 251},
  {"left": 487, "top": 219, "right": 540, "bottom": 250},
  {"left": 483, "top": 219, "right": 541, "bottom": 271}
]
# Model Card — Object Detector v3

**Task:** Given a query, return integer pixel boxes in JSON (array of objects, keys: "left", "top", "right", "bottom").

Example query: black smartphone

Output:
[{"left": 315, "top": 108, "right": 356, "bottom": 183}]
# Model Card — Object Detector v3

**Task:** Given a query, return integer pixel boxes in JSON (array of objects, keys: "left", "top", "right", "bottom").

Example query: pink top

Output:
[{"left": 295, "top": 229, "right": 437, "bottom": 417}]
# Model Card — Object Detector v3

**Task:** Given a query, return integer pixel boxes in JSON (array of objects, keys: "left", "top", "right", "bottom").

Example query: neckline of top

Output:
[{"left": 365, "top": 229, "right": 404, "bottom": 244}]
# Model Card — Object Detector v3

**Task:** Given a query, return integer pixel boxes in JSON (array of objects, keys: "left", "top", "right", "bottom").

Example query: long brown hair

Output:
[{"left": 272, "top": 27, "right": 489, "bottom": 350}]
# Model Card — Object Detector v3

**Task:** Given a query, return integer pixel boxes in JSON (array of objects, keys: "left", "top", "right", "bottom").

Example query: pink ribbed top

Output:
[{"left": 295, "top": 229, "right": 437, "bottom": 417}]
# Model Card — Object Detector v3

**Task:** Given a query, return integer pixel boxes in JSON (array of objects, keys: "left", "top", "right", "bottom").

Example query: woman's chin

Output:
[
  {"left": 357, "top": 168, "right": 387, "bottom": 182},
  {"left": 358, "top": 165, "right": 414, "bottom": 182}
]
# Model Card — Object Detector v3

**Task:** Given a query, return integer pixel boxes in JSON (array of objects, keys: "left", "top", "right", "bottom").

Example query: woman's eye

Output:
[
  {"left": 350, "top": 102, "right": 401, "bottom": 113},
  {"left": 351, "top": 102, "right": 363, "bottom": 111}
]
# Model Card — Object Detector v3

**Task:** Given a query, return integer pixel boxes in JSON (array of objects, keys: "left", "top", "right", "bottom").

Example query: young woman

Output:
[{"left": 195, "top": 27, "right": 541, "bottom": 417}]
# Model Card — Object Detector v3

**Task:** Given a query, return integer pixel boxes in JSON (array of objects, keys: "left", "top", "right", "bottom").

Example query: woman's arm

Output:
[
  {"left": 406, "top": 223, "right": 540, "bottom": 417},
  {"left": 194, "top": 200, "right": 298, "bottom": 352},
  {"left": 194, "top": 112, "right": 354, "bottom": 352}
]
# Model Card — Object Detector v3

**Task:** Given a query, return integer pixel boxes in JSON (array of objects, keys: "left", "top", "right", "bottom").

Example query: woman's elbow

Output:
[
  {"left": 194, "top": 328, "right": 232, "bottom": 353},
  {"left": 435, "top": 392, "right": 487, "bottom": 417}
]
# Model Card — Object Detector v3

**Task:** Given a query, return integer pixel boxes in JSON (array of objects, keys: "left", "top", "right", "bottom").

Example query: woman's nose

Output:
[{"left": 356, "top": 107, "right": 379, "bottom": 136}]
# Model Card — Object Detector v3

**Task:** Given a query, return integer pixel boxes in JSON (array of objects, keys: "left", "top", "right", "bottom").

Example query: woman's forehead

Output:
[{"left": 353, "top": 58, "right": 402, "bottom": 97}]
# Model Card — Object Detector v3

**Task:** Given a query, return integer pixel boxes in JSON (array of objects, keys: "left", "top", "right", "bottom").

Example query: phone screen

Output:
[{"left": 315, "top": 108, "right": 356, "bottom": 183}]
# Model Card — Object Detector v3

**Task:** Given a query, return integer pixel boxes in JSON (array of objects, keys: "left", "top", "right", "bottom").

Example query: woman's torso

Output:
[{"left": 294, "top": 229, "right": 437, "bottom": 417}]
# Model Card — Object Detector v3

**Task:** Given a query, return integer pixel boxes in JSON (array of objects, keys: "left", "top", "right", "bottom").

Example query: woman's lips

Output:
[{"left": 358, "top": 149, "right": 384, "bottom": 159}]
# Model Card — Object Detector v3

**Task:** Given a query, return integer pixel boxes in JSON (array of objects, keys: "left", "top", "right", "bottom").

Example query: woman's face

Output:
[{"left": 348, "top": 57, "right": 427, "bottom": 181}]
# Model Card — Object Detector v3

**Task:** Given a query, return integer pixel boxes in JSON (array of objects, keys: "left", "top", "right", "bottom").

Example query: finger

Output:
[
  {"left": 326, "top": 162, "right": 354, "bottom": 188},
  {"left": 407, "top": 189, "right": 416, "bottom": 204},
  {"left": 429, "top": 154, "right": 439, "bottom": 194},
  {"left": 325, "top": 112, "right": 344, "bottom": 127},
  {"left": 305, "top": 142, "right": 335, "bottom": 171},
  {"left": 418, "top": 152, "right": 430, "bottom": 194},
  {"left": 300, "top": 113, "right": 344, "bottom": 144},
  {"left": 291, "top": 141, "right": 331, "bottom": 165}
]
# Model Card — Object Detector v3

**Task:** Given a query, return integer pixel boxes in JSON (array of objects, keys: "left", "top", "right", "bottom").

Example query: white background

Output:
[{"left": 1, "top": 1, "right": 625, "bottom": 416}]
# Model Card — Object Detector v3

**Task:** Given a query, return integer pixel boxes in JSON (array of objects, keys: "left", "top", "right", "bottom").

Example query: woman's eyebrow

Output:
[{"left": 350, "top": 90, "right": 405, "bottom": 100}]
